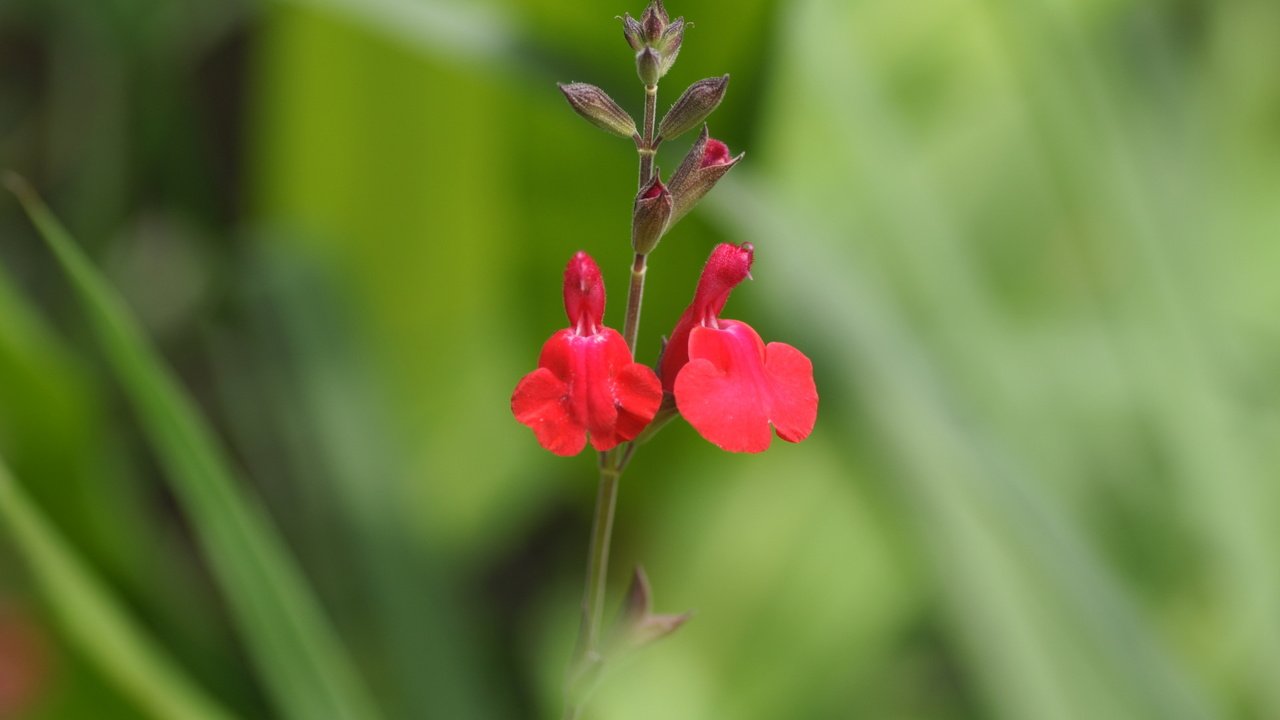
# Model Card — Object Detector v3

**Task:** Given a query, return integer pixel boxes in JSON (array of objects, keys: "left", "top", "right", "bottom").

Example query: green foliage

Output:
[
  {"left": 1, "top": 0, "right": 1278, "bottom": 718},
  {"left": 8, "top": 178, "right": 380, "bottom": 720},
  {"left": 0, "top": 458, "right": 235, "bottom": 720}
]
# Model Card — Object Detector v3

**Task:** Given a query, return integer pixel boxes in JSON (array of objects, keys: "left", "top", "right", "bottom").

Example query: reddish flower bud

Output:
[
  {"left": 700, "top": 138, "right": 731, "bottom": 167},
  {"left": 657, "top": 75, "right": 728, "bottom": 141},
  {"left": 631, "top": 175, "right": 673, "bottom": 254},
  {"left": 558, "top": 82, "right": 638, "bottom": 139},
  {"left": 513, "top": 253, "right": 663, "bottom": 456},
  {"left": 666, "top": 125, "right": 743, "bottom": 226},
  {"left": 661, "top": 243, "right": 818, "bottom": 453}
]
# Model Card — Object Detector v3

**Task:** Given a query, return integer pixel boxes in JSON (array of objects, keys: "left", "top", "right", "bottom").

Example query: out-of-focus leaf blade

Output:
[
  {"left": 709, "top": 175, "right": 1216, "bottom": 720},
  {"left": 6, "top": 174, "right": 381, "bottom": 720},
  {"left": 0, "top": 457, "right": 237, "bottom": 720}
]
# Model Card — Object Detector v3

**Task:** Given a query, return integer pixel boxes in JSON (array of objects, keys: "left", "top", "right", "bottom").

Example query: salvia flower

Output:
[
  {"left": 660, "top": 243, "right": 817, "bottom": 453},
  {"left": 513, "top": 252, "right": 663, "bottom": 456}
]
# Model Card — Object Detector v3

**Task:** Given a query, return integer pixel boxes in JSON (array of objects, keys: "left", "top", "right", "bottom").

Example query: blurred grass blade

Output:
[
  {"left": 0, "top": 456, "right": 237, "bottom": 720},
  {"left": 710, "top": 176, "right": 1215, "bottom": 720},
  {"left": 5, "top": 174, "right": 382, "bottom": 720}
]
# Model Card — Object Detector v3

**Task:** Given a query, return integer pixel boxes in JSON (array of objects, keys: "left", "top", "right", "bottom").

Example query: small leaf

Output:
[{"left": 610, "top": 566, "right": 692, "bottom": 654}]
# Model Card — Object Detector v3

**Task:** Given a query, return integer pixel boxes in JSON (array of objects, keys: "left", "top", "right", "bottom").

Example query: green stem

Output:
[
  {"left": 638, "top": 84, "right": 657, "bottom": 188},
  {"left": 564, "top": 457, "right": 621, "bottom": 719},
  {"left": 622, "top": 253, "right": 647, "bottom": 353},
  {"left": 564, "top": 78, "right": 661, "bottom": 720},
  {"left": 624, "top": 82, "right": 657, "bottom": 354}
]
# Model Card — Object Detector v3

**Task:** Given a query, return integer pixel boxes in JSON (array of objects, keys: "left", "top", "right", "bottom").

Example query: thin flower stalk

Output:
[{"left": 510, "top": 1, "right": 819, "bottom": 715}]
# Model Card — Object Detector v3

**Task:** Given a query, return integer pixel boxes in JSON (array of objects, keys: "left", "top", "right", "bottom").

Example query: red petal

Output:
[
  {"left": 613, "top": 362, "right": 663, "bottom": 443},
  {"left": 536, "top": 329, "right": 575, "bottom": 379},
  {"left": 673, "top": 321, "right": 817, "bottom": 452},
  {"left": 569, "top": 332, "right": 621, "bottom": 451},
  {"left": 515, "top": 327, "right": 663, "bottom": 455},
  {"left": 511, "top": 367, "right": 587, "bottom": 456},
  {"left": 764, "top": 341, "right": 817, "bottom": 443},
  {"left": 673, "top": 324, "right": 774, "bottom": 452}
]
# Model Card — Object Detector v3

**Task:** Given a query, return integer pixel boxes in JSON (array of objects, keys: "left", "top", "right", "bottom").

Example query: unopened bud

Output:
[
  {"left": 655, "top": 18, "right": 685, "bottom": 75},
  {"left": 557, "top": 82, "right": 637, "bottom": 138},
  {"left": 636, "top": 47, "right": 661, "bottom": 87},
  {"left": 639, "top": 0, "right": 669, "bottom": 43},
  {"left": 632, "top": 174, "right": 673, "bottom": 254},
  {"left": 620, "top": 13, "right": 645, "bottom": 51},
  {"left": 657, "top": 75, "right": 728, "bottom": 141},
  {"left": 667, "top": 126, "right": 742, "bottom": 226}
]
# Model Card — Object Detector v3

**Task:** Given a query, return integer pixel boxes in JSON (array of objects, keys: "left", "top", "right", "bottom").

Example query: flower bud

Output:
[
  {"left": 636, "top": 47, "right": 661, "bottom": 87},
  {"left": 657, "top": 75, "right": 728, "bottom": 141},
  {"left": 620, "top": 13, "right": 645, "bottom": 51},
  {"left": 623, "top": 2, "right": 683, "bottom": 80},
  {"left": 557, "top": 82, "right": 637, "bottom": 138},
  {"left": 632, "top": 175, "right": 673, "bottom": 254},
  {"left": 667, "top": 126, "right": 742, "bottom": 226},
  {"left": 654, "top": 18, "right": 685, "bottom": 75},
  {"left": 639, "top": 0, "right": 669, "bottom": 43}
]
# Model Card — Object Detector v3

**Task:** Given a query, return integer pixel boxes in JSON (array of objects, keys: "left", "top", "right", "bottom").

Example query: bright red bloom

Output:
[
  {"left": 661, "top": 243, "right": 817, "bottom": 453},
  {"left": 512, "top": 252, "right": 663, "bottom": 456}
]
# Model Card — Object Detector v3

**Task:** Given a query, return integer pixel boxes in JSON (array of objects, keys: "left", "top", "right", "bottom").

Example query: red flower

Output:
[
  {"left": 660, "top": 243, "right": 817, "bottom": 453},
  {"left": 512, "top": 252, "right": 663, "bottom": 456}
]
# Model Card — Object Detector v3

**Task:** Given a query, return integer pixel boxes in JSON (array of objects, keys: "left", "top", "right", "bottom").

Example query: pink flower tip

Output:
[
  {"left": 700, "top": 138, "right": 732, "bottom": 168},
  {"left": 641, "top": 176, "right": 667, "bottom": 200}
]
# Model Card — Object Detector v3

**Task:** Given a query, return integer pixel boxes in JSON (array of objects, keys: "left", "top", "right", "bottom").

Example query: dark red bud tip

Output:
[
  {"left": 563, "top": 251, "right": 606, "bottom": 333},
  {"left": 641, "top": 177, "right": 667, "bottom": 200},
  {"left": 701, "top": 139, "right": 732, "bottom": 168}
]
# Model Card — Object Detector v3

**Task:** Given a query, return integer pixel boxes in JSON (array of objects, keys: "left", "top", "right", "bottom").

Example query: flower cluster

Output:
[
  {"left": 512, "top": 0, "right": 817, "bottom": 458},
  {"left": 513, "top": 243, "right": 816, "bottom": 455},
  {"left": 525, "top": 3, "right": 820, "bottom": 714}
]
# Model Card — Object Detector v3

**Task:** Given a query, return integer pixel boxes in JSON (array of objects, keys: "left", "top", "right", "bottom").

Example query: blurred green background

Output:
[{"left": 2, "top": 0, "right": 1279, "bottom": 717}]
